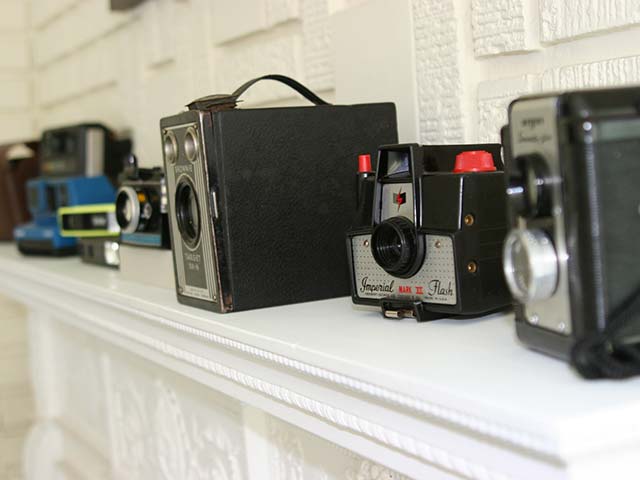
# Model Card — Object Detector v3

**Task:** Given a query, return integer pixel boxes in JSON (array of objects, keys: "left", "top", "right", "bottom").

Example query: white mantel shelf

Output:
[{"left": 1, "top": 244, "right": 639, "bottom": 480}]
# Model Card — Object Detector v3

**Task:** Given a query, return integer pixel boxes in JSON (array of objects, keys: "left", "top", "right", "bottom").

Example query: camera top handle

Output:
[{"left": 187, "top": 74, "right": 331, "bottom": 112}]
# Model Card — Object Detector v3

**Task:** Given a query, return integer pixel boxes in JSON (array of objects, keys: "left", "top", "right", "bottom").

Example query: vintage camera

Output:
[
  {"left": 14, "top": 175, "right": 116, "bottom": 255},
  {"left": 79, "top": 237, "right": 120, "bottom": 268},
  {"left": 40, "top": 123, "right": 131, "bottom": 184},
  {"left": 502, "top": 87, "right": 640, "bottom": 372},
  {"left": 115, "top": 154, "right": 170, "bottom": 248},
  {"left": 347, "top": 144, "right": 511, "bottom": 321},
  {"left": 161, "top": 75, "right": 398, "bottom": 313},
  {"left": 58, "top": 203, "right": 119, "bottom": 238},
  {"left": 0, "top": 142, "right": 39, "bottom": 240}
]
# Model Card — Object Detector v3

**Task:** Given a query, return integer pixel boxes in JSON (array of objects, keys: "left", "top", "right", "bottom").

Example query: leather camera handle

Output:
[
  {"left": 232, "top": 74, "right": 330, "bottom": 106},
  {"left": 187, "top": 74, "right": 330, "bottom": 111}
]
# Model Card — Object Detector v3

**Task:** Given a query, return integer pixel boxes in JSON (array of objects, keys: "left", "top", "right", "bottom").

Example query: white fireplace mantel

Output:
[{"left": 1, "top": 244, "right": 639, "bottom": 479}]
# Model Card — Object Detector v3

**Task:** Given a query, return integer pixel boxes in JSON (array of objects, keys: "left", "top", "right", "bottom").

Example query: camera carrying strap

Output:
[
  {"left": 571, "top": 284, "right": 640, "bottom": 379},
  {"left": 187, "top": 74, "right": 331, "bottom": 112}
]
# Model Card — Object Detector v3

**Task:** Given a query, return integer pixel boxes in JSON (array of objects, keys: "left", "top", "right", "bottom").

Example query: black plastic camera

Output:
[
  {"left": 502, "top": 87, "right": 640, "bottom": 378},
  {"left": 115, "top": 154, "right": 170, "bottom": 249},
  {"left": 347, "top": 143, "right": 511, "bottom": 321}
]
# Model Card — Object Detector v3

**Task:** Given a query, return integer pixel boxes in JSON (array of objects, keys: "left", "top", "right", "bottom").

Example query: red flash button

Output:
[
  {"left": 453, "top": 150, "right": 496, "bottom": 173},
  {"left": 358, "top": 154, "right": 373, "bottom": 173}
]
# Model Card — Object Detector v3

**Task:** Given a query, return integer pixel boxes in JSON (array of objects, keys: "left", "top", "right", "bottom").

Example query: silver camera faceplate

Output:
[
  {"left": 350, "top": 233, "right": 457, "bottom": 305},
  {"left": 163, "top": 115, "right": 219, "bottom": 303},
  {"left": 509, "top": 96, "right": 572, "bottom": 335}
]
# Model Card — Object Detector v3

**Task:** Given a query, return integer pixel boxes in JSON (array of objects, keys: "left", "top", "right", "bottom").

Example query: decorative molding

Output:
[
  {"left": 0, "top": 264, "right": 553, "bottom": 458},
  {"left": 267, "top": 416, "right": 306, "bottom": 480},
  {"left": 346, "top": 460, "right": 410, "bottom": 480},
  {"left": 104, "top": 363, "right": 245, "bottom": 480},
  {"left": 53, "top": 305, "right": 512, "bottom": 480}
]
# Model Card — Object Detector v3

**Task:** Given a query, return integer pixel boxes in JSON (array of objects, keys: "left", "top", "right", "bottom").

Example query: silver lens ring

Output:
[
  {"left": 503, "top": 228, "right": 559, "bottom": 303},
  {"left": 115, "top": 186, "right": 141, "bottom": 234},
  {"left": 163, "top": 130, "right": 178, "bottom": 164},
  {"left": 184, "top": 127, "right": 199, "bottom": 162}
]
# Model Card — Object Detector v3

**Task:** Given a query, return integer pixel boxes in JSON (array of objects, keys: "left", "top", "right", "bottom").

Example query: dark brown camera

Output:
[{"left": 0, "top": 142, "right": 39, "bottom": 241}]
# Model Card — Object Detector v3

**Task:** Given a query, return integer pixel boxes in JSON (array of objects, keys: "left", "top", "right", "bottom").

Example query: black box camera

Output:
[
  {"left": 347, "top": 143, "right": 511, "bottom": 321},
  {"left": 502, "top": 87, "right": 640, "bottom": 377},
  {"left": 160, "top": 75, "right": 398, "bottom": 313}
]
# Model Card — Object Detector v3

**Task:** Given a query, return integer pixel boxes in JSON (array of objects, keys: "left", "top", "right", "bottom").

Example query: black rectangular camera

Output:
[
  {"left": 160, "top": 75, "right": 398, "bottom": 313},
  {"left": 347, "top": 143, "right": 511, "bottom": 321},
  {"left": 40, "top": 123, "right": 130, "bottom": 184},
  {"left": 115, "top": 154, "right": 170, "bottom": 249},
  {"left": 502, "top": 87, "right": 640, "bottom": 368}
]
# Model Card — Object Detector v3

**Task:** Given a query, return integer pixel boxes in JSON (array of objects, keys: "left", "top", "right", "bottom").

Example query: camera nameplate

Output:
[
  {"left": 163, "top": 118, "right": 218, "bottom": 304},
  {"left": 350, "top": 233, "right": 457, "bottom": 305}
]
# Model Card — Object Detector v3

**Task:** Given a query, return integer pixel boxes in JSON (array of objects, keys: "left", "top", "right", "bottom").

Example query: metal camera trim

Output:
[
  {"left": 184, "top": 127, "right": 199, "bottom": 163},
  {"left": 115, "top": 186, "right": 140, "bottom": 235},
  {"left": 503, "top": 228, "right": 559, "bottom": 303},
  {"left": 163, "top": 130, "right": 178, "bottom": 164}
]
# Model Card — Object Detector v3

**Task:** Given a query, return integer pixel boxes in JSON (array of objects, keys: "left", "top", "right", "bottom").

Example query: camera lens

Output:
[
  {"left": 184, "top": 128, "right": 199, "bottom": 162},
  {"left": 175, "top": 179, "right": 201, "bottom": 248},
  {"left": 115, "top": 187, "right": 140, "bottom": 234},
  {"left": 163, "top": 131, "right": 178, "bottom": 164},
  {"left": 371, "top": 216, "right": 424, "bottom": 277},
  {"left": 503, "top": 228, "right": 558, "bottom": 302},
  {"left": 506, "top": 153, "right": 552, "bottom": 218}
]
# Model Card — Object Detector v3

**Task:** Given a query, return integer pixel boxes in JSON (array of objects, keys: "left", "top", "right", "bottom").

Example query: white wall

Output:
[{"left": 2, "top": 0, "right": 640, "bottom": 166}]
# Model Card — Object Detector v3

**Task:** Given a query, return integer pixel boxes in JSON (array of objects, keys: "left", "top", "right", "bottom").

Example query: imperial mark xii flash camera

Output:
[
  {"left": 347, "top": 144, "right": 511, "bottom": 321},
  {"left": 502, "top": 87, "right": 640, "bottom": 361}
]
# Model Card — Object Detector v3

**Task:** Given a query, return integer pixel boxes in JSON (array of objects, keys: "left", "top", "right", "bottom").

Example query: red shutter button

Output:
[
  {"left": 453, "top": 150, "right": 496, "bottom": 173},
  {"left": 358, "top": 154, "right": 373, "bottom": 173}
]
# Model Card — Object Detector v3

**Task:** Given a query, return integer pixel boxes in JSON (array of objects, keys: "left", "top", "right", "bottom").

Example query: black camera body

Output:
[
  {"left": 347, "top": 143, "right": 511, "bottom": 321},
  {"left": 40, "top": 123, "right": 130, "bottom": 184},
  {"left": 115, "top": 155, "right": 170, "bottom": 249},
  {"left": 160, "top": 78, "right": 397, "bottom": 313},
  {"left": 502, "top": 87, "right": 640, "bottom": 360}
]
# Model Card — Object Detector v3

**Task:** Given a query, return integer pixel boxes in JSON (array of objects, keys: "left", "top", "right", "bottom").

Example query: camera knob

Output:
[
  {"left": 503, "top": 228, "right": 558, "bottom": 303},
  {"left": 506, "top": 153, "right": 553, "bottom": 218}
]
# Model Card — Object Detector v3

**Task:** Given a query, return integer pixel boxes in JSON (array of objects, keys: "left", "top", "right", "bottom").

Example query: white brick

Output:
[
  {"left": 540, "top": 0, "right": 640, "bottom": 43},
  {"left": 211, "top": 0, "right": 268, "bottom": 44},
  {"left": 31, "top": 0, "right": 80, "bottom": 29},
  {"left": 542, "top": 55, "right": 640, "bottom": 90},
  {"left": 266, "top": 0, "right": 299, "bottom": 26},
  {"left": 33, "top": 0, "right": 134, "bottom": 67},
  {"left": 0, "top": 0, "right": 28, "bottom": 30},
  {"left": 215, "top": 33, "right": 304, "bottom": 105},
  {"left": 412, "top": 0, "right": 465, "bottom": 143},
  {"left": 302, "top": 0, "right": 333, "bottom": 91},
  {"left": 477, "top": 74, "right": 540, "bottom": 142},
  {"left": 0, "top": 112, "right": 33, "bottom": 143},
  {"left": 472, "top": 0, "right": 538, "bottom": 56},
  {"left": 0, "top": 33, "right": 29, "bottom": 70}
]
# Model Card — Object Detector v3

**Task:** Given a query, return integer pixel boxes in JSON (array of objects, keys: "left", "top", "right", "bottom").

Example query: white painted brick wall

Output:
[{"left": 1, "top": 0, "right": 640, "bottom": 159}]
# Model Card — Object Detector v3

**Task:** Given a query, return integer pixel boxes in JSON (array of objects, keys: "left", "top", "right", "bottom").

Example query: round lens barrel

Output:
[
  {"left": 175, "top": 179, "right": 201, "bottom": 248},
  {"left": 371, "top": 216, "right": 423, "bottom": 278},
  {"left": 115, "top": 187, "right": 140, "bottom": 234}
]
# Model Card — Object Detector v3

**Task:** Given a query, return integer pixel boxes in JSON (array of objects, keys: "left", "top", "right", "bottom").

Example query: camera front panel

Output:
[
  {"left": 350, "top": 232, "right": 457, "bottom": 305},
  {"left": 116, "top": 175, "right": 168, "bottom": 247},
  {"left": 504, "top": 96, "right": 573, "bottom": 338},
  {"left": 41, "top": 126, "right": 105, "bottom": 178},
  {"left": 162, "top": 112, "right": 219, "bottom": 306}
]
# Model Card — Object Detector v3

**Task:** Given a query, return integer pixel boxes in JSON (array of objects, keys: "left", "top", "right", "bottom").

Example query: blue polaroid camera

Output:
[
  {"left": 14, "top": 176, "right": 116, "bottom": 255},
  {"left": 14, "top": 123, "right": 130, "bottom": 255}
]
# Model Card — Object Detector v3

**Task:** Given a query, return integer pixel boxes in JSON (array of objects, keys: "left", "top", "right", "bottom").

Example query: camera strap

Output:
[
  {"left": 571, "top": 284, "right": 640, "bottom": 379},
  {"left": 187, "top": 74, "right": 331, "bottom": 112}
]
